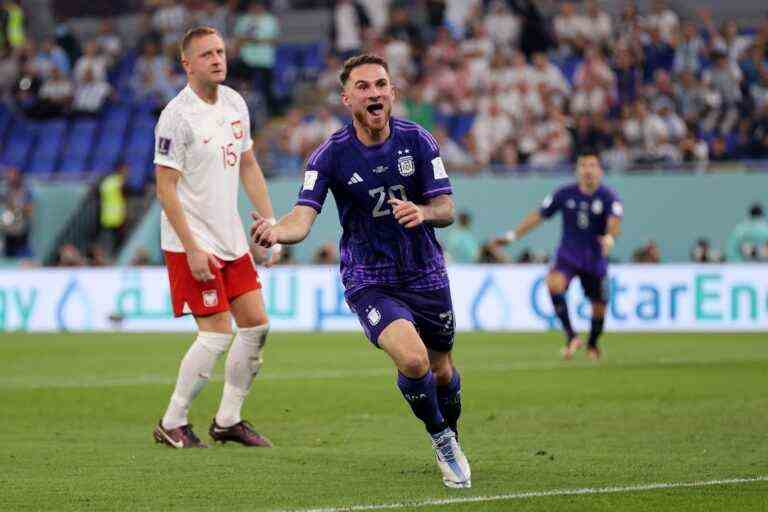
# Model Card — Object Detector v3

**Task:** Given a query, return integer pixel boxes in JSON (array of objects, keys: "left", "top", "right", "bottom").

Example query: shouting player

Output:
[
  {"left": 497, "top": 153, "right": 623, "bottom": 360},
  {"left": 152, "top": 27, "right": 279, "bottom": 448},
  {"left": 251, "top": 54, "right": 471, "bottom": 488}
]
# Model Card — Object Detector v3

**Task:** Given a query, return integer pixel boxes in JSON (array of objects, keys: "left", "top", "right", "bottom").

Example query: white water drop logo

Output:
[
  {"left": 55, "top": 278, "right": 92, "bottom": 331},
  {"left": 470, "top": 274, "right": 510, "bottom": 330}
]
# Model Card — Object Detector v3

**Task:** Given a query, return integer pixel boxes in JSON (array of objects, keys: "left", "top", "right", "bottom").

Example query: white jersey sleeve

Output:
[{"left": 154, "top": 107, "right": 192, "bottom": 172}]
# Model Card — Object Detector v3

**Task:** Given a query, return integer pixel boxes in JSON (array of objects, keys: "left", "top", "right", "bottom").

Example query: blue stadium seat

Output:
[
  {"left": 123, "top": 112, "right": 156, "bottom": 190},
  {"left": 27, "top": 119, "right": 68, "bottom": 174},
  {"left": 92, "top": 104, "right": 132, "bottom": 173},
  {"left": 1, "top": 117, "right": 38, "bottom": 169},
  {"left": 59, "top": 118, "right": 99, "bottom": 173}
]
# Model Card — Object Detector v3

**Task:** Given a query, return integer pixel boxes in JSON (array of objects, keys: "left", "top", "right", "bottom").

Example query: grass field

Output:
[{"left": 0, "top": 331, "right": 766, "bottom": 511}]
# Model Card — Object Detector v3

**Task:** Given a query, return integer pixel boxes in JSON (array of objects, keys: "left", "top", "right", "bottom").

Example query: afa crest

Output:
[
  {"left": 398, "top": 155, "right": 415, "bottom": 177},
  {"left": 231, "top": 120, "right": 244, "bottom": 139}
]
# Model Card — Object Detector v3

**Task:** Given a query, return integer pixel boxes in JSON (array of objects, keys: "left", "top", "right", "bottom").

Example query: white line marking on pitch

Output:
[{"left": 273, "top": 476, "right": 768, "bottom": 512}]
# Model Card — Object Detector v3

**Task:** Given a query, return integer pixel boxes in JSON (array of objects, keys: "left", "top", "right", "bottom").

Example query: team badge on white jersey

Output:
[{"left": 231, "top": 120, "right": 244, "bottom": 139}]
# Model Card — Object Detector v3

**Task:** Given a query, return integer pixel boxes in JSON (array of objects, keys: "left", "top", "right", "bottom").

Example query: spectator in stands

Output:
[
  {"left": 553, "top": 1, "right": 586, "bottom": 57},
  {"left": 98, "top": 163, "right": 127, "bottom": 258},
  {"left": 468, "top": 98, "right": 513, "bottom": 166},
  {"left": 72, "top": 68, "right": 112, "bottom": 116},
  {"left": 37, "top": 66, "right": 73, "bottom": 118},
  {"left": 531, "top": 51, "right": 570, "bottom": 99},
  {"left": 643, "top": 0, "right": 679, "bottom": 45},
  {"left": 330, "top": 0, "right": 370, "bottom": 59},
  {"left": 484, "top": 0, "right": 520, "bottom": 51},
  {"left": 641, "top": 27, "right": 674, "bottom": 83},
  {"left": 691, "top": 237, "right": 723, "bottom": 263},
  {"left": 32, "top": 38, "right": 70, "bottom": 78},
  {"left": 192, "top": 1, "right": 233, "bottom": 38},
  {"left": 132, "top": 39, "right": 182, "bottom": 105},
  {"left": 95, "top": 19, "right": 122, "bottom": 66},
  {"left": 14, "top": 57, "right": 41, "bottom": 117},
  {"left": 73, "top": 40, "right": 108, "bottom": 83},
  {"left": 674, "top": 21, "right": 706, "bottom": 75},
  {"left": 0, "top": 167, "right": 33, "bottom": 258},
  {"left": 702, "top": 50, "right": 743, "bottom": 134},
  {"left": 444, "top": 211, "right": 479, "bottom": 263},
  {"left": 632, "top": 240, "right": 661, "bottom": 263},
  {"left": 312, "top": 242, "right": 339, "bottom": 264},
  {"left": 358, "top": 0, "right": 389, "bottom": 35},
  {"left": 152, "top": 0, "right": 188, "bottom": 50},
  {"left": 601, "top": 135, "right": 631, "bottom": 172},
  {"left": 233, "top": 1, "right": 280, "bottom": 116},
  {"left": 613, "top": 47, "right": 642, "bottom": 108},
  {"left": 582, "top": 0, "right": 612, "bottom": 49},
  {"left": 433, "top": 127, "right": 479, "bottom": 173},
  {"left": 444, "top": 0, "right": 481, "bottom": 39},
  {"left": 726, "top": 203, "right": 768, "bottom": 262}
]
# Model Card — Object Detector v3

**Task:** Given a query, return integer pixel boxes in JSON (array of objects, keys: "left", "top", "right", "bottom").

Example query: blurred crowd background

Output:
[{"left": 0, "top": 0, "right": 766, "bottom": 267}]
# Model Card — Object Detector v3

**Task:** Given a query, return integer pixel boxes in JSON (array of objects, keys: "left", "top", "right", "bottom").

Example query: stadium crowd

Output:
[{"left": 0, "top": 1, "right": 767, "bottom": 177}]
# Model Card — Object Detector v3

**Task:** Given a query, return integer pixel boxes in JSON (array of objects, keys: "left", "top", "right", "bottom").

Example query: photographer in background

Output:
[{"left": 726, "top": 203, "right": 768, "bottom": 262}]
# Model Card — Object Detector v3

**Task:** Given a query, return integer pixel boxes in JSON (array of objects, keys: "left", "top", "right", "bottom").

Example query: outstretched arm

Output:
[
  {"left": 251, "top": 205, "right": 318, "bottom": 247},
  {"left": 497, "top": 210, "right": 544, "bottom": 245}
]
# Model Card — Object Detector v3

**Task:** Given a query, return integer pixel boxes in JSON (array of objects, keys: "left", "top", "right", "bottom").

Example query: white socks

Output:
[
  {"left": 161, "top": 331, "right": 232, "bottom": 430},
  {"left": 215, "top": 324, "right": 270, "bottom": 428}
]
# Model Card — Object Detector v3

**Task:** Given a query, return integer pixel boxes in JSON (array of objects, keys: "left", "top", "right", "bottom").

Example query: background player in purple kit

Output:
[
  {"left": 497, "top": 153, "right": 623, "bottom": 361},
  {"left": 250, "top": 54, "right": 470, "bottom": 489}
]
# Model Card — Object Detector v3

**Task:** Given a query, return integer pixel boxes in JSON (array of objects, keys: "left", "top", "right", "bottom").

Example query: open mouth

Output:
[{"left": 366, "top": 103, "right": 384, "bottom": 117}]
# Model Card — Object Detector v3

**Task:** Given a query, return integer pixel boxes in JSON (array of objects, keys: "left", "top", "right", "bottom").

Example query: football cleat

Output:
[
  {"left": 586, "top": 345, "right": 601, "bottom": 361},
  {"left": 561, "top": 336, "right": 583, "bottom": 360},
  {"left": 209, "top": 419, "right": 273, "bottom": 447},
  {"left": 431, "top": 428, "right": 471, "bottom": 489},
  {"left": 153, "top": 421, "right": 208, "bottom": 448}
]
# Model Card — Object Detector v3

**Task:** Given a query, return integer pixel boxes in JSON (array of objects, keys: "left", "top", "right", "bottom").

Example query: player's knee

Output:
[{"left": 400, "top": 352, "right": 430, "bottom": 378}]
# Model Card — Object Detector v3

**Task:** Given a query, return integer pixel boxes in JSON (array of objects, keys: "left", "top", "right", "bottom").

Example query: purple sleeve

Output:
[
  {"left": 607, "top": 189, "right": 624, "bottom": 218},
  {"left": 296, "top": 145, "right": 333, "bottom": 212},
  {"left": 415, "top": 127, "right": 452, "bottom": 199},
  {"left": 539, "top": 189, "right": 562, "bottom": 218}
]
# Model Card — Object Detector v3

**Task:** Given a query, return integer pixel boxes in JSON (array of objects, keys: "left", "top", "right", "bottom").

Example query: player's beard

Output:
[{"left": 354, "top": 103, "right": 390, "bottom": 136}]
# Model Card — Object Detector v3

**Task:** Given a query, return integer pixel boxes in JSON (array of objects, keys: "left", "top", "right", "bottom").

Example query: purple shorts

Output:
[
  {"left": 346, "top": 286, "right": 455, "bottom": 352},
  {"left": 553, "top": 257, "right": 609, "bottom": 303}
]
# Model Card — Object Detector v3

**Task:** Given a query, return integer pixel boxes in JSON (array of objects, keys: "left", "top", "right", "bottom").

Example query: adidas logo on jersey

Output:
[{"left": 347, "top": 173, "right": 364, "bottom": 185}]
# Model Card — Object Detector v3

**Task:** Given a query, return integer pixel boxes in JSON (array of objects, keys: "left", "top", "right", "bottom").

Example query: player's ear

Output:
[{"left": 341, "top": 89, "right": 350, "bottom": 108}]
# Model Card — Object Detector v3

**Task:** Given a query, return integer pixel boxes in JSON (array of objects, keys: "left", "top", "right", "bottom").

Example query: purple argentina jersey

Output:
[
  {"left": 297, "top": 117, "right": 452, "bottom": 296},
  {"left": 540, "top": 183, "right": 623, "bottom": 276}
]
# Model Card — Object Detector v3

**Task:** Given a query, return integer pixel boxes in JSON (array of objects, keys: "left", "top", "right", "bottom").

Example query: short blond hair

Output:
[{"left": 180, "top": 26, "right": 220, "bottom": 58}]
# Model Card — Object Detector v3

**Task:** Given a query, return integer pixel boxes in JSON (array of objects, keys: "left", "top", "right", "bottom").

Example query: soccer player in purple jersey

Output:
[
  {"left": 497, "top": 154, "right": 623, "bottom": 360},
  {"left": 250, "top": 54, "right": 470, "bottom": 488}
]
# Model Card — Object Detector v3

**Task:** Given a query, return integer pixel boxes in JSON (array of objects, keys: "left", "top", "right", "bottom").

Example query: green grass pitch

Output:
[{"left": 1, "top": 331, "right": 766, "bottom": 511}]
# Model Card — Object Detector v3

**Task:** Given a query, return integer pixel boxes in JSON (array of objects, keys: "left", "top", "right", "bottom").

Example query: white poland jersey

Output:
[{"left": 154, "top": 84, "right": 253, "bottom": 260}]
